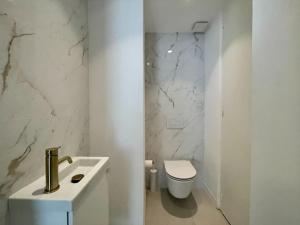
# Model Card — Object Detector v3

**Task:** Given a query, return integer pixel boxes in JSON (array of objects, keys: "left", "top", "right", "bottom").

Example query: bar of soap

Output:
[{"left": 71, "top": 174, "right": 84, "bottom": 183}]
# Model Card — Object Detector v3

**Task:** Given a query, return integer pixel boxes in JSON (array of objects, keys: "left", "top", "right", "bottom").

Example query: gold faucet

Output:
[{"left": 44, "top": 146, "right": 73, "bottom": 193}]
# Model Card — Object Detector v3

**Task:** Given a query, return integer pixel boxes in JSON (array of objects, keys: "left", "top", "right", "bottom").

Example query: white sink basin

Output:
[{"left": 9, "top": 157, "right": 110, "bottom": 225}]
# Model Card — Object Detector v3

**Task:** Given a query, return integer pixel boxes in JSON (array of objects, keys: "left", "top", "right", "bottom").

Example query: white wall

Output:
[
  {"left": 250, "top": 1, "right": 300, "bottom": 225},
  {"left": 203, "top": 14, "right": 223, "bottom": 206},
  {"left": 88, "top": 0, "right": 144, "bottom": 225},
  {"left": 220, "top": 0, "right": 252, "bottom": 224},
  {"left": 144, "top": 0, "right": 223, "bottom": 33}
]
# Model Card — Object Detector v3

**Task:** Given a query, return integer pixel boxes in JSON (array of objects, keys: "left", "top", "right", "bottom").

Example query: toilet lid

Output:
[{"left": 164, "top": 160, "right": 197, "bottom": 180}]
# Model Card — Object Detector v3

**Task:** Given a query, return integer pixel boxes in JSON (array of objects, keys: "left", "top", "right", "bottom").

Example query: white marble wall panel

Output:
[
  {"left": 0, "top": 0, "right": 88, "bottom": 224},
  {"left": 145, "top": 33, "right": 205, "bottom": 187}
]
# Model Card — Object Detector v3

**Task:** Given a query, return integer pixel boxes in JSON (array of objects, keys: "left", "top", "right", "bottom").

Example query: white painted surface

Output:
[
  {"left": 220, "top": 0, "right": 252, "bottom": 224},
  {"left": 9, "top": 157, "right": 110, "bottom": 225},
  {"left": 10, "top": 210, "right": 67, "bottom": 225},
  {"left": 88, "top": 0, "right": 144, "bottom": 225},
  {"left": 250, "top": 1, "right": 300, "bottom": 225},
  {"left": 145, "top": 0, "right": 223, "bottom": 33},
  {"left": 203, "top": 13, "right": 223, "bottom": 206},
  {"left": 72, "top": 169, "right": 109, "bottom": 225}
]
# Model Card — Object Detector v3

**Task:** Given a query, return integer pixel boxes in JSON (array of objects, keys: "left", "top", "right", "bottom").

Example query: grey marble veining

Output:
[
  {"left": 145, "top": 33, "right": 205, "bottom": 187},
  {"left": 0, "top": 0, "right": 89, "bottom": 224}
]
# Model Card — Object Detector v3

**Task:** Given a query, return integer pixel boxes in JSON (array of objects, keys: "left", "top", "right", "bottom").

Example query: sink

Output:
[{"left": 9, "top": 157, "right": 110, "bottom": 225}]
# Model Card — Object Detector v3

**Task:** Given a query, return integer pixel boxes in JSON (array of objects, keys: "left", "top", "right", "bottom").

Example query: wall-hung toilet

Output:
[{"left": 164, "top": 160, "right": 197, "bottom": 199}]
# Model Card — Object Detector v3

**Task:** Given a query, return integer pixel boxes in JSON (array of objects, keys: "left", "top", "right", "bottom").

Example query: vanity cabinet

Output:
[{"left": 9, "top": 157, "right": 109, "bottom": 225}]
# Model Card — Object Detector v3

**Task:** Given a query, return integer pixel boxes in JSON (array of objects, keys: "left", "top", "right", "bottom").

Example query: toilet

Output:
[{"left": 164, "top": 160, "right": 197, "bottom": 199}]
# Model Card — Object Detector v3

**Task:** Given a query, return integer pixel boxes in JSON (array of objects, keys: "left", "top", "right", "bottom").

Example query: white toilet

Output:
[{"left": 164, "top": 160, "right": 197, "bottom": 199}]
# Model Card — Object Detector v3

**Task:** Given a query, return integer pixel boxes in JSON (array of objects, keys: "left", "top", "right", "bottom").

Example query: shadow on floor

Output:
[{"left": 160, "top": 188, "right": 198, "bottom": 218}]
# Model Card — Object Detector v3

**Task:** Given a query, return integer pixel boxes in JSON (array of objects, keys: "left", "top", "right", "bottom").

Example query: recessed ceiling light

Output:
[{"left": 167, "top": 49, "right": 173, "bottom": 54}]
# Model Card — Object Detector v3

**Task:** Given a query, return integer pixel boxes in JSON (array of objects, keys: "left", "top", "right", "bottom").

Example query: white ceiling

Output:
[{"left": 145, "top": 0, "right": 223, "bottom": 33}]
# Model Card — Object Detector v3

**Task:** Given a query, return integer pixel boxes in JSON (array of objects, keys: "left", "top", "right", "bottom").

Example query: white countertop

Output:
[{"left": 9, "top": 157, "right": 109, "bottom": 212}]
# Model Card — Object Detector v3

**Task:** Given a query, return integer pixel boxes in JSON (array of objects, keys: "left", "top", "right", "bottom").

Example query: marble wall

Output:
[
  {"left": 0, "top": 0, "right": 89, "bottom": 224},
  {"left": 145, "top": 33, "right": 205, "bottom": 187}
]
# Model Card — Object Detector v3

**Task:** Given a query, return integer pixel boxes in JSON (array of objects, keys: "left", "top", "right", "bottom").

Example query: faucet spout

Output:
[{"left": 58, "top": 156, "right": 73, "bottom": 164}]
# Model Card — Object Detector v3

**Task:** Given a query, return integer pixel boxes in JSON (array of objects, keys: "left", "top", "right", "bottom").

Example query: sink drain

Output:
[{"left": 71, "top": 174, "right": 84, "bottom": 183}]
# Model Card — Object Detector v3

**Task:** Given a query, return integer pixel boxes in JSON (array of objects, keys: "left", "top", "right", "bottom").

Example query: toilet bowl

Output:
[{"left": 164, "top": 160, "right": 197, "bottom": 199}]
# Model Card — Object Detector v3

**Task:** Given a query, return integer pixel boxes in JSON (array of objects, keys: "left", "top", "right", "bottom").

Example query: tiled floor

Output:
[{"left": 146, "top": 189, "right": 230, "bottom": 225}]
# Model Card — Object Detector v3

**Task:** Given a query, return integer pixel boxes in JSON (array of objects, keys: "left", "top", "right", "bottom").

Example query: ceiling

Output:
[{"left": 145, "top": 0, "right": 223, "bottom": 33}]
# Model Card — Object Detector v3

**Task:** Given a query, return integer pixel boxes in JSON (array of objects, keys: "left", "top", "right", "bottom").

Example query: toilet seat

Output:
[
  {"left": 166, "top": 173, "right": 195, "bottom": 181},
  {"left": 164, "top": 160, "right": 197, "bottom": 180}
]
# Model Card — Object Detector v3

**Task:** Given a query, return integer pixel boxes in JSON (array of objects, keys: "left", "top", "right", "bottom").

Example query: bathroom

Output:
[{"left": 0, "top": 0, "right": 299, "bottom": 225}]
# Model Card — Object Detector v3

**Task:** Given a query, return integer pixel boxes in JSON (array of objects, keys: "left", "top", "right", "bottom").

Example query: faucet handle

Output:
[{"left": 45, "top": 146, "right": 61, "bottom": 156}]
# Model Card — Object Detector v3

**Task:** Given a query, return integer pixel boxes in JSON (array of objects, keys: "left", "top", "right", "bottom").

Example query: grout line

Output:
[{"left": 218, "top": 209, "right": 232, "bottom": 225}]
